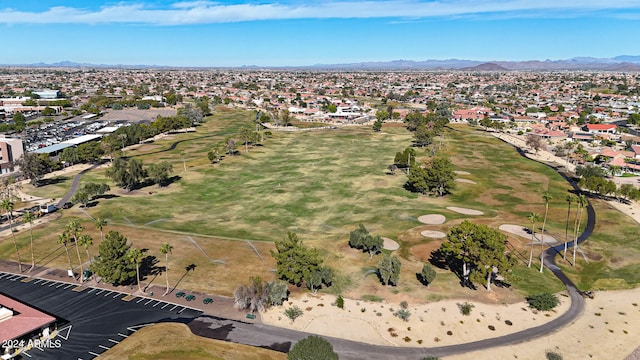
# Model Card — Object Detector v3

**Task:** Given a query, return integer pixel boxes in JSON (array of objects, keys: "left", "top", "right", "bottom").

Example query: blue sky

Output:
[{"left": 1, "top": 0, "right": 639, "bottom": 66}]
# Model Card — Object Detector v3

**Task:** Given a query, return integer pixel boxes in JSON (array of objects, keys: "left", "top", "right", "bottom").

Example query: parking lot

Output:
[{"left": 0, "top": 271, "right": 202, "bottom": 359}]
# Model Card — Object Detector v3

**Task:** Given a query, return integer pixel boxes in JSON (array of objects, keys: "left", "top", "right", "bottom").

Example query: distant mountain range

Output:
[{"left": 5, "top": 56, "right": 640, "bottom": 71}]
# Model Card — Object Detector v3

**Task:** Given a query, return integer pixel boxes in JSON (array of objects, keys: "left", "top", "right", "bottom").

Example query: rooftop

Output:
[{"left": 0, "top": 293, "right": 56, "bottom": 342}]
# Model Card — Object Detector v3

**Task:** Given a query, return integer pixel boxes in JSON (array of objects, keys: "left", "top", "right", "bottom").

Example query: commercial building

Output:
[{"left": 0, "top": 137, "right": 24, "bottom": 175}]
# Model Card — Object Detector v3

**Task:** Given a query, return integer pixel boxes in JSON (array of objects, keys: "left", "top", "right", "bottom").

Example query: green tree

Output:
[
  {"left": 65, "top": 220, "right": 85, "bottom": 283},
  {"left": 406, "top": 156, "right": 456, "bottom": 196},
  {"left": 348, "top": 224, "right": 383, "bottom": 259},
  {"left": 57, "top": 232, "right": 74, "bottom": 276},
  {"left": 2, "top": 200, "right": 22, "bottom": 272},
  {"left": 527, "top": 293, "right": 559, "bottom": 311},
  {"left": 539, "top": 192, "right": 553, "bottom": 273},
  {"left": 572, "top": 194, "right": 587, "bottom": 265},
  {"left": 267, "top": 280, "right": 289, "bottom": 306},
  {"left": 414, "top": 125, "right": 434, "bottom": 147},
  {"left": 270, "top": 232, "right": 322, "bottom": 287},
  {"left": 16, "top": 153, "right": 49, "bottom": 186},
  {"left": 78, "top": 234, "right": 93, "bottom": 267},
  {"left": 106, "top": 157, "right": 146, "bottom": 191},
  {"left": 160, "top": 242, "right": 173, "bottom": 296},
  {"left": 72, "top": 190, "right": 90, "bottom": 207},
  {"left": 93, "top": 218, "right": 107, "bottom": 242},
  {"left": 439, "top": 221, "right": 514, "bottom": 291},
  {"left": 372, "top": 119, "right": 383, "bottom": 132},
  {"left": 527, "top": 212, "right": 541, "bottom": 268},
  {"left": 288, "top": 335, "right": 338, "bottom": 360},
  {"left": 147, "top": 161, "right": 173, "bottom": 187},
  {"left": 127, "top": 247, "right": 145, "bottom": 292},
  {"left": 419, "top": 263, "right": 436, "bottom": 287},
  {"left": 393, "top": 147, "right": 416, "bottom": 170},
  {"left": 377, "top": 254, "right": 401, "bottom": 286},
  {"left": 60, "top": 147, "right": 79, "bottom": 165},
  {"left": 90, "top": 230, "right": 135, "bottom": 285},
  {"left": 563, "top": 195, "right": 574, "bottom": 260},
  {"left": 284, "top": 305, "right": 304, "bottom": 323},
  {"left": 22, "top": 211, "right": 36, "bottom": 271}
]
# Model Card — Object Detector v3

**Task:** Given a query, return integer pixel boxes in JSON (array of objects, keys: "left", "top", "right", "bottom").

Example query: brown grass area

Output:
[{"left": 100, "top": 323, "right": 285, "bottom": 360}]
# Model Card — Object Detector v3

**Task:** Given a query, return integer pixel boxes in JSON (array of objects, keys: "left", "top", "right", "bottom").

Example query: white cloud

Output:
[{"left": 0, "top": 0, "right": 638, "bottom": 25}]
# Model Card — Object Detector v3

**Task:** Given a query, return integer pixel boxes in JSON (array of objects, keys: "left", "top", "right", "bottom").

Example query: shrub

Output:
[
  {"left": 284, "top": 306, "right": 304, "bottom": 323},
  {"left": 400, "top": 301, "right": 408, "bottom": 309},
  {"left": 336, "top": 295, "right": 344, "bottom": 309},
  {"left": 395, "top": 308, "right": 411, "bottom": 322},
  {"left": 527, "top": 293, "right": 559, "bottom": 311},
  {"left": 458, "top": 302, "right": 475, "bottom": 315},
  {"left": 288, "top": 335, "right": 338, "bottom": 360},
  {"left": 505, "top": 320, "right": 513, "bottom": 326},
  {"left": 488, "top": 325, "right": 495, "bottom": 331},
  {"left": 545, "top": 351, "right": 563, "bottom": 360}
]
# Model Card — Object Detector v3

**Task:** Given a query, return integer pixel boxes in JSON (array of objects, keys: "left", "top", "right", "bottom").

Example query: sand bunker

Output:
[
  {"left": 454, "top": 170, "right": 471, "bottom": 175},
  {"left": 499, "top": 224, "right": 559, "bottom": 244},
  {"left": 382, "top": 237, "right": 400, "bottom": 251},
  {"left": 421, "top": 230, "right": 447, "bottom": 238},
  {"left": 418, "top": 214, "right": 446, "bottom": 224},
  {"left": 447, "top": 207, "right": 484, "bottom": 215},
  {"left": 455, "top": 178, "right": 477, "bottom": 184}
]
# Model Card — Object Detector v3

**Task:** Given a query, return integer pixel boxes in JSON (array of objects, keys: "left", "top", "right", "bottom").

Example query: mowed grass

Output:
[
  {"left": 8, "top": 112, "right": 640, "bottom": 301},
  {"left": 100, "top": 323, "right": 285, "bottom": 360}
]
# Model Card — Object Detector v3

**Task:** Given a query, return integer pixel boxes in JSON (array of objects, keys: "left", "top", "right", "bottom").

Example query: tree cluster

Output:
[
  {"left": 72, "top": 182, "right": 110, "bottom": 207},
  {"left": 270, "top": 232, "right": 333, "bottom": 293},
  {"left": 60, "top": 142, "right": 105, "bottom": 164},
  {"left": 348, "top": 224, "right": 383, "bottom": 259},
  {"left": 17, "top": 152, "right": 60, "bottom": 186},
  {"left": 405, "top": 155, "right": 456, "bottom": 196},
  {"left": 437, "top": 221, "right": 515, "bottom": 291},
  {"left": 106, "top": 158, "right": 173, "bottom": 191},
  {"left": 377, "top": 254, "right": 401, "bottom": 286}
]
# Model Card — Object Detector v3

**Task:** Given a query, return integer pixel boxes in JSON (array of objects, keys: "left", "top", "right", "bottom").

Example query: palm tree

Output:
[
  {"left": 57, "top": 233, "right": 74, "bottom": 276},
  {"left": 573, "top": 194, "right": 587, "bottom": 265},
  {"left": 540, "top": 192, "right": 553, "bottom": 273},
  {"left": 160, "top": 242, "right": 173, "bottom": 296},
  {"left": 127, "top": 247, "right": 144, "bottom": 293},
  {"left": 527, "top": 212, "right": 541, "bottom": 268},
  {"left": 22, "top": 211, "right": 36, "bottom": 271},
  {"left": 66, "top": 220, "right": 84, "bottom": 282},
  {"left": 78, "top": 234, "right": 93, "bottom": 265},
  {"left": 2, "top": 199, "right": 22, "bottom": 272},
  {"left": 93, "top": 218, "right": 107, "bottom": 242},
  {"left": 563, "top": 195, "right": 574, "bottom": 260}
]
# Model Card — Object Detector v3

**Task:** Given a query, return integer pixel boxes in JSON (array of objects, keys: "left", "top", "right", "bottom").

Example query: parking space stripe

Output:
[
  {"left": 161, "top": 303, "right": 169, "bottom": 309},
  {"left": 34, "top": 279, "right": 44, "bottom": 284},
  {"left": 144, "top": 299, "right": 154, "bottom": 305},
  {"left": 64, "top": 284, "right": 74, "bottom": 289},
  {"left": 49, "top": 282, "right": 57, "bottom": 286},
  {"left": 56, "top": 283, "right": 65, "bottom": 288},
  {"left": 177, "top": 307, "right": 185, "bottom": 314},
  {"left": 117, "top": 333, "right": 128, "bottom": 338},
  {"left": 113, "top": 293, "right": 121, "bottom": 298},
  {"left": 99, "top": 345, "right": 110, "bottom": 350},
  {"left": 104, "top": 291, "right": 113, "bottom": 297},
  {"left": 89, "top": 351, "right": 101, "bottom": 357},
  {"left": 169, "top": 305, "right": 178, "bottom": 311},
  {"left": 108, "top": 339, "right": 120, "bottom": 344},
  {"left": 136, "top": 298, "right": 144, "bottom": 303},
  {"left": 0, "top": 273, "right": 7, "bottom": 279},
  {"left": 153, "top": 301, "right": 160, "bottom": 307},
  {"left": 21, "top": 351, "right": 31, "bottom": 357},
  {"left": 87, "top": 288, "right": 96, "bottom": 293},
  {"left": 96, "top": 289, "right": 105, "bottom": 295}
]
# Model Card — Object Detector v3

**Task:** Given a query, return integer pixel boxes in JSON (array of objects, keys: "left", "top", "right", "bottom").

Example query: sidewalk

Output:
[{"left": 0, "top": 259, "right": 261, "bottom": 324}]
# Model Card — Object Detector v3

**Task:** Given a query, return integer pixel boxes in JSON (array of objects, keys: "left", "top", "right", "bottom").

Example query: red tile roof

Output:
[
  {"left": 586, "top": 124, "right": 617, "bottom": 131},
  {"left": 0, "top": 294, "right": 56, "bottom": 342}
]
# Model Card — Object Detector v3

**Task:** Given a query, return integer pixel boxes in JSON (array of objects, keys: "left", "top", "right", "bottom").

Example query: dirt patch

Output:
[
  {"left": 418, "top": 214, "right": 446, "bottom": 224},
  {"left": 447, "top": 207, "right": 484, "bottom": 216},
  {"left": 411, "top": 242, "right": 443, "bottom": 262},
  {"left": 420, "top": 230, "right": 447, "bottom": 238},
  {"left": 382, "top": 237, "right": 400, "bottom": 251}
]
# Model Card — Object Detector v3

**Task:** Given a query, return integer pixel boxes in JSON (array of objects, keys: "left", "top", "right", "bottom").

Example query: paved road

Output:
[
  {"left": 0, "top": 272, "right": 201, "bottom": 359},
  {"left": 56, "top": 162, "right": 104, "bottom": 208}
]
